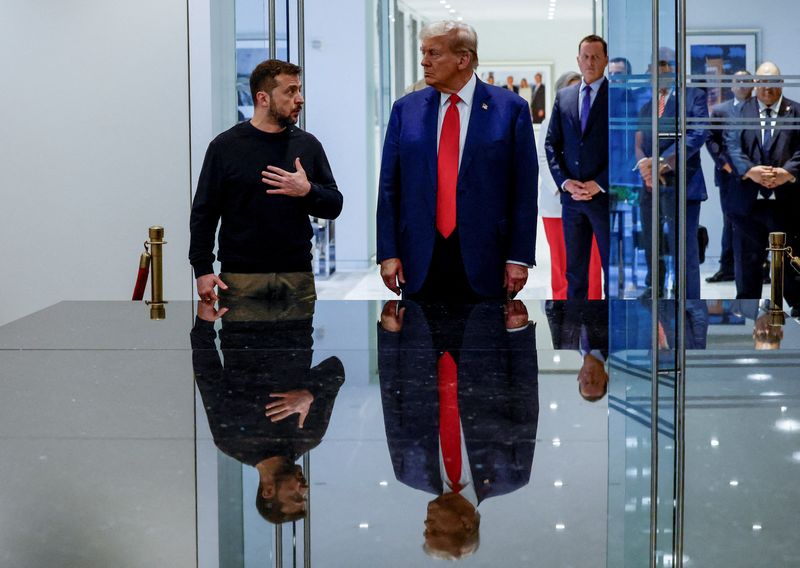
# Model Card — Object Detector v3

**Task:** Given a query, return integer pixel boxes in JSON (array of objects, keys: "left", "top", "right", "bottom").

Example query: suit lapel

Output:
[
  {"left": 458, "top": 79, "right": 491, "bottom": 184},
  {"left": 424, "top": 90, "right": 441, "bottom": 215},
  {"left": 765, "top": 98, "right": 792, "bottom": 156}
]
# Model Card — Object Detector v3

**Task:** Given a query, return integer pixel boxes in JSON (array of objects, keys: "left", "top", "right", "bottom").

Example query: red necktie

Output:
[
  {"left": 437, "top": 351, "right": 462, "bottom": 493},
  {"left": 437, "top": 94, "right": 461, "bottom": 238}
]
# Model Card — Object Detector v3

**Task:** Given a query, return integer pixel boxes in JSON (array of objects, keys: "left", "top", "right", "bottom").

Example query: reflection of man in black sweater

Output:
[
  {"left": 190, "top": 59, "right": 343, "bottom": 303},
  {"left": 191, "top": 297, "right": 344, "bottom": 524}
]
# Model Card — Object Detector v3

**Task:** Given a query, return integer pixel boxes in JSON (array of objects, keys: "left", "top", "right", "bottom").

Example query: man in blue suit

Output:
[
  {"left": 704, "top": 70, "right": 753, "bottom": 283},
  {"left": 635, "top": 58, "right": 708, "bottom": 299},
  {"left": 378, "top": 300, "right": 538, "bottom": 559},
  {"left": 376, "top": 21, "right": 538, "bottom": 301},
  {"left": 725, "top": 61, "right": 800, "bottom": 313},
  {"left": 545, "top": 35, "right": 610, "bottom": 299}
]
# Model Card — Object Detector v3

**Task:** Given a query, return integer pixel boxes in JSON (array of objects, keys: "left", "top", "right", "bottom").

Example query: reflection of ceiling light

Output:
[
  {"left": 550, "top": 402, "right": 558, "bottom": 410},
  {"left": 379, "top": 481, "right": 388, "bottom": 487},
  {"left": 552, "top": 438, "right": 561, "bottom": 447},
  {"left": 555, "top": 523, "right": 566, "bottom": 530},
  {"left": 445, "top": 3, "right": 451, "bottom": 7},
  {"left": 781, "top": 406, "right": 788, "bottom": 413},
  {"left": 792, "top": 451, "right": 800, "bottom": 462},
  {"left": 554, "top": 480, "right": 563, "bottom": 487},
  {"left": 752, "top": 524, "right": 763, "bottom": 531},
  {"left": 449, "top": 8, "right": 456, "bottom": 13},
  {"left": 761, "top": 391, "right": 784, "bottom": 397},
  {"left": 729, "top": 480, "right": 739, "bottom": 486},
  {"left": 440, "top": 0, "right": 446, "bottom": 3},
  {"left": 359, "top": 523, "right": 369, "bottom": 529},
  {"left": 457, "top": 16, "right": 463, "bottom": 21},
  {"left": 553, "top": 354, "right": 561, "bottom": 363},
  {"left": 737, "top": 358, "right": 759, "bottom": 365},
  {"left": 775, "top": 419, "right": 800, "bottom": 432},
  {"left": 710, "top": 438, "right": 720, "bottom": 447},
  {"left": 748, "top": 373, "right": 772, "bottom": 381}
]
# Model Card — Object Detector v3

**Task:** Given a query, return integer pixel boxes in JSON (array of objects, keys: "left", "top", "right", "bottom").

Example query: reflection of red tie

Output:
[
  {"left": 658, "top": 90, "right": 667, "bottom": 118},
  {"left": 437, "top": 94, "right": 461, "bottom": 238},
  {"left": 438, "top": 351, "right": 462, "bottom": 492}
]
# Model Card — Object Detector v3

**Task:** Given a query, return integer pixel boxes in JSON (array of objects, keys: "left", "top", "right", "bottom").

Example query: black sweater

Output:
[{"left": 189, "top": 121, "right": 343, "bottom": 277}]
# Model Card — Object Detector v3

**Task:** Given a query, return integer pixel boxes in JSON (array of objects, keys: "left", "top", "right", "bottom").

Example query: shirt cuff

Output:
[
  {"left": 506, "top": 321, "right": 533, "bottom": 333},
  {"left": 506, "top": 260, "right": 533, "bottom": 268}
]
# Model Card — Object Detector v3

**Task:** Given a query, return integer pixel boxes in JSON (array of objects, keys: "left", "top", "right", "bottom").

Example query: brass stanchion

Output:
[
  {"left": 145, "top": 226, "right": 167, "bottom": 320},
  {"left": 768, "top": 232, "right": 786, "bottom": 326}
]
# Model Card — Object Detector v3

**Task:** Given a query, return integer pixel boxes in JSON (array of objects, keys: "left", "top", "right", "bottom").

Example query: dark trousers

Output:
[
  {"left": 562, "top": 199, "right": 610, "bottom": 299},
  {"left": 717, "top": 177, "right": 735, "bottom": 275},
  {"left": 404, "top": 230, "right": 485, "bottom": 303},
  {"left": 639, "top": 190, "right": 701, "bottom": 299},
  {"left": 730, "top": 201, "right": 800, "bottom": 306}
]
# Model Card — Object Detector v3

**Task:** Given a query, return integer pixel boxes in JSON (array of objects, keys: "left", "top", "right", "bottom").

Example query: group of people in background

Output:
[{"left": 486, "top": 71, "right": 548, "bottom": 123}]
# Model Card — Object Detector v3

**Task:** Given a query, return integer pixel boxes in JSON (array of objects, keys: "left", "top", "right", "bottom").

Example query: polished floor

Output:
[{"left": 1, "top": 298, "right": 798, "bottom": 567}]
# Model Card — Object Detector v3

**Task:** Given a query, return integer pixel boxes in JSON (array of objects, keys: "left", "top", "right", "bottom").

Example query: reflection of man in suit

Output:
[
  {"left": 376, "top": 20, "right": 538, "bottom": 301},
  {"left": 725, "top": 61, "right": 800, "bottom": 314},
  {"left": 378, "top": 300, "right": 539, "bottom": 560},
  {"left": 531, "top": 72, "right": 546, "bottom": 123},
  {"left": 704, "top": 70, "right": 753, "bottom": 284},
  {"left": 545, "top": 34, "right": 610, "bottom": 298},
  {"left": 191, "top": 296, "right": 344, "bottom": 524},
  {"left": 546, "top": 300, "right": 609, "bottom": 401},
  {"left": 608, "top": 57, "right": 641, "bottom": 188},
  {"left": 635, "top": 58, "right": 708, "bottom": 299}
]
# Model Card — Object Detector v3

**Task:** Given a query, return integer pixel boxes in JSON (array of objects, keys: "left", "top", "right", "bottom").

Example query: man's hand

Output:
[
  {"left": 504, "top": 299, "right": 529, "bottom": 330},
  {"left": 581, "top": 180, "right": 603, "bottom": 199},
  {"left": 380, "top": 300, "right": 405, "bottom": 332},
  {"left": 637, "top": 157, "right": 654, "bottom": 189},
  {"left": 196, "top": 274, "right": 229, "bottom": 302},
  {"left": 768, "top": 167, "right": 795, "bottom": 188},
  {"left": 745, "top": 165, "right": 776, "bottom": 188},
  {"left": 196, "top": 300, "right": 229, "bottom": 322},
  {"left": 261, "top": 157, "right": 312, "bottom": 197},
  {"left": 722, "top": 163, "right": 733, "bottom": 174},
  {"left": 563, "top": 179, "right": 589, "bottom": 200},
  {"left": 265, "top": 389, "right": 314, "bottom": 429},
  {"left": 504, "top": 263, "right": 528, "bottom": 299},
  {"left": 380, "top": 258, "right": 405, "bottom": 296}
]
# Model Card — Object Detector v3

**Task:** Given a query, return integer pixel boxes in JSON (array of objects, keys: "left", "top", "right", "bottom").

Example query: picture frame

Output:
[
  {"left": 686, "top": 29, "right": 760, "bottom": 110},
  {"left": 478, "top": 61, "right": 554, "bottom": 124}
]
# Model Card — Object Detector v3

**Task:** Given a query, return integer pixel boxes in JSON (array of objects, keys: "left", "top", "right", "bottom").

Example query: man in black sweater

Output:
[{"left": 190, "top": 59, "right": 343, "bottom": 303}]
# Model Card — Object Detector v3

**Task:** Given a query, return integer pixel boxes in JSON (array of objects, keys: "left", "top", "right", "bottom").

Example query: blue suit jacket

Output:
[
  {"left": 635, "top": 88, "right": 709, "bottom": 202},
  {"left": 705, "top": 98, "right": 738, "bottom": 187},
  {"left": 725, "top": 96, "right": 800, "bottom": 216},
  {"left": 376, "top": 80, "right": 538, "bottom": 297},
  {"left": 545, "top": 78, "right": 609, "bottom": 204},
  {"left": 378, "top": 302, "right": 539, "bottom": 502}
]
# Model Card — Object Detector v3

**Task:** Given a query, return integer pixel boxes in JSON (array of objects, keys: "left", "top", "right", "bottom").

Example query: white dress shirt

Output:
[
  {"left": 757, "top": 95, "right": 782, "bottom": 200},
  {"left": 439, "top": 420, "right": 479, "bottom": 508},
  {"left": 436, "top": 73, "right": 477, "bottom": 168}
]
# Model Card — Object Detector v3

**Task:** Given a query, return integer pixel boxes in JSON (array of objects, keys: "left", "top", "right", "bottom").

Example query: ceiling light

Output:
[
  {"left": 457, "top": 16, "right": 463, "bottom": 21},
  {"left": 550, "top": 402, "right": 558, "bottom": 410},
  {"left": 781, "top": 406, "right": 788, "bottom": 413},
  {"left": 752, "top": 524, "right": 763, "bottom": 531},
  {"left": 359, "top": 523, "right": 369, "bottom": 529},
  {"left": 710, "top": 438, "right": 720, "bottom": 447},
  {"left": 552, "top": 438, "right": 561, "bottom": 447},
  {"left": 379, "top": 481, "right": 388, "bottom": 487},
  {"left": 729, "top": 480, "right": 739, "bottom": 486},
  {"left": 554, "top": 480, "right": 564, "bottom": 487},
  {"left": 775, "top": 419, "right": 800, "bottom": 432},
  {"left": 555, "top": 523, "right": 566, "bottom": 530},
  {"left": 553, "top": 354, "right": 561, "bottom": 363},
  {"left": 449, "top": 8, "right": 456, "bottom": 13},
  {"left": 737, "top": 358, "right": 759, "bottom": 364},
  {"left": 748, "top": 373, "right": 772, "bottom": 381}
]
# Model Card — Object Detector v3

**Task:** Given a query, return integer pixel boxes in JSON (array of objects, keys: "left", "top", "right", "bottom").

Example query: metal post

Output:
[
  {"left": 674, "top": 0, "right": 688, "bottom": 564},
  {"left": 268, "top": 0, "right": 277, "bottom": 59},
  {"left": 769, "top": 232, "right": 787, "bottom": 326},
  {"left": 649, "top": 1, "right": 661, "bottom": 566},
  {"left": 146, "top": 226, "right": 167, "bottom": 320},
  {"left": 297, "top": 0, "right": 305, "bottom": 130},
  {"left": 303, "top": 452, "right": 311, "bottom": 568},
  {"left": 275, "top": 524, "right": 283, "bottom": 568}
]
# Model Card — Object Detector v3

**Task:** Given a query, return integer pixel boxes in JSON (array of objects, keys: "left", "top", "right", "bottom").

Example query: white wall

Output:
[
  {"left": 305, "top": 0, "right": 375, "bottom": 270},
  {"left": 0, "top": 1, "right": 193, "bottom": 326},
  {"left": 474, "top": 18, "right": 594, "bottom": 82}
]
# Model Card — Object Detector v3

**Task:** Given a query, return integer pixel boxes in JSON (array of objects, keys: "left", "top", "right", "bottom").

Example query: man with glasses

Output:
[{"left": 726, "top": 61, "right": 800, "bottom": 315}]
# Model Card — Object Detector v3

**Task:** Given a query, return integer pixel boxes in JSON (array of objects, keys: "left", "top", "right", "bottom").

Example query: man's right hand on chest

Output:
[{"left": 196, "top": 273, "right": 229, "bottom": 302}]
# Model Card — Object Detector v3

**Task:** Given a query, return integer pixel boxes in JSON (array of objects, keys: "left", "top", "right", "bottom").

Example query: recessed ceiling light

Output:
[
  {"left": 555, "top": 523, "right": 566, "bottom": 530},
  {"left": 729, "top": 480, "right": 739, "bottom": 486},
  {"left": 752, "top": 524, "right": 763, "bottom": 531},
  {"left": 554, "top": 480, "right": 564, "bottom": 487},
  {"left": 359, "top": 523, "right": 370, "bottom": 529},
  {"left": 710, "top": 438, "right": 720, "bottom": 447},
  {"left": 449, "top": 8, "right": 456, "bottom": 13}
]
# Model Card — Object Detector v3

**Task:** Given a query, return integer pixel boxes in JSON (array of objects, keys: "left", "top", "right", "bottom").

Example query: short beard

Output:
[{"left": 269, "top": 97, "right": 297, "bottom": 128}]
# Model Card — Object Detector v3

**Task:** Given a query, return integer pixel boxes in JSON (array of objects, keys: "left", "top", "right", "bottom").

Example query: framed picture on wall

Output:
[
  {"left": 478, "top": 61, "right": 554, "bottom": 124},
  {"left": 686, "top": 29, "right": 760, "bottom": 110}
]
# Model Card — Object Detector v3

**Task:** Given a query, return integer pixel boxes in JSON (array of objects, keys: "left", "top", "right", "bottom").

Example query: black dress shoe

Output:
[{"left": 705, "top": 270, "right": 735, "bottom": 283}]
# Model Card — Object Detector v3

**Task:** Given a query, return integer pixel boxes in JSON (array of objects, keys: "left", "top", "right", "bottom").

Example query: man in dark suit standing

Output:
[
  {"left": 635, "top": 58, "right": 708, "bottom": 299},
  {"left": 545, "top": 35, "right": 610, "bottom": 299},
  {"left": 705, "top": 70, "right": 753, "bottom": 283},
  {"left": 376, "top": 20, "right": 538, "bottom": 301},
  {"left": 378, "top": 299, "right": 538, "bottom": 560},
  {"left": 726, "top": 61, "right": 800, "bottom": 313},
  {"left": 531, "top": 72, "right": 546, "bottom": 124}
]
